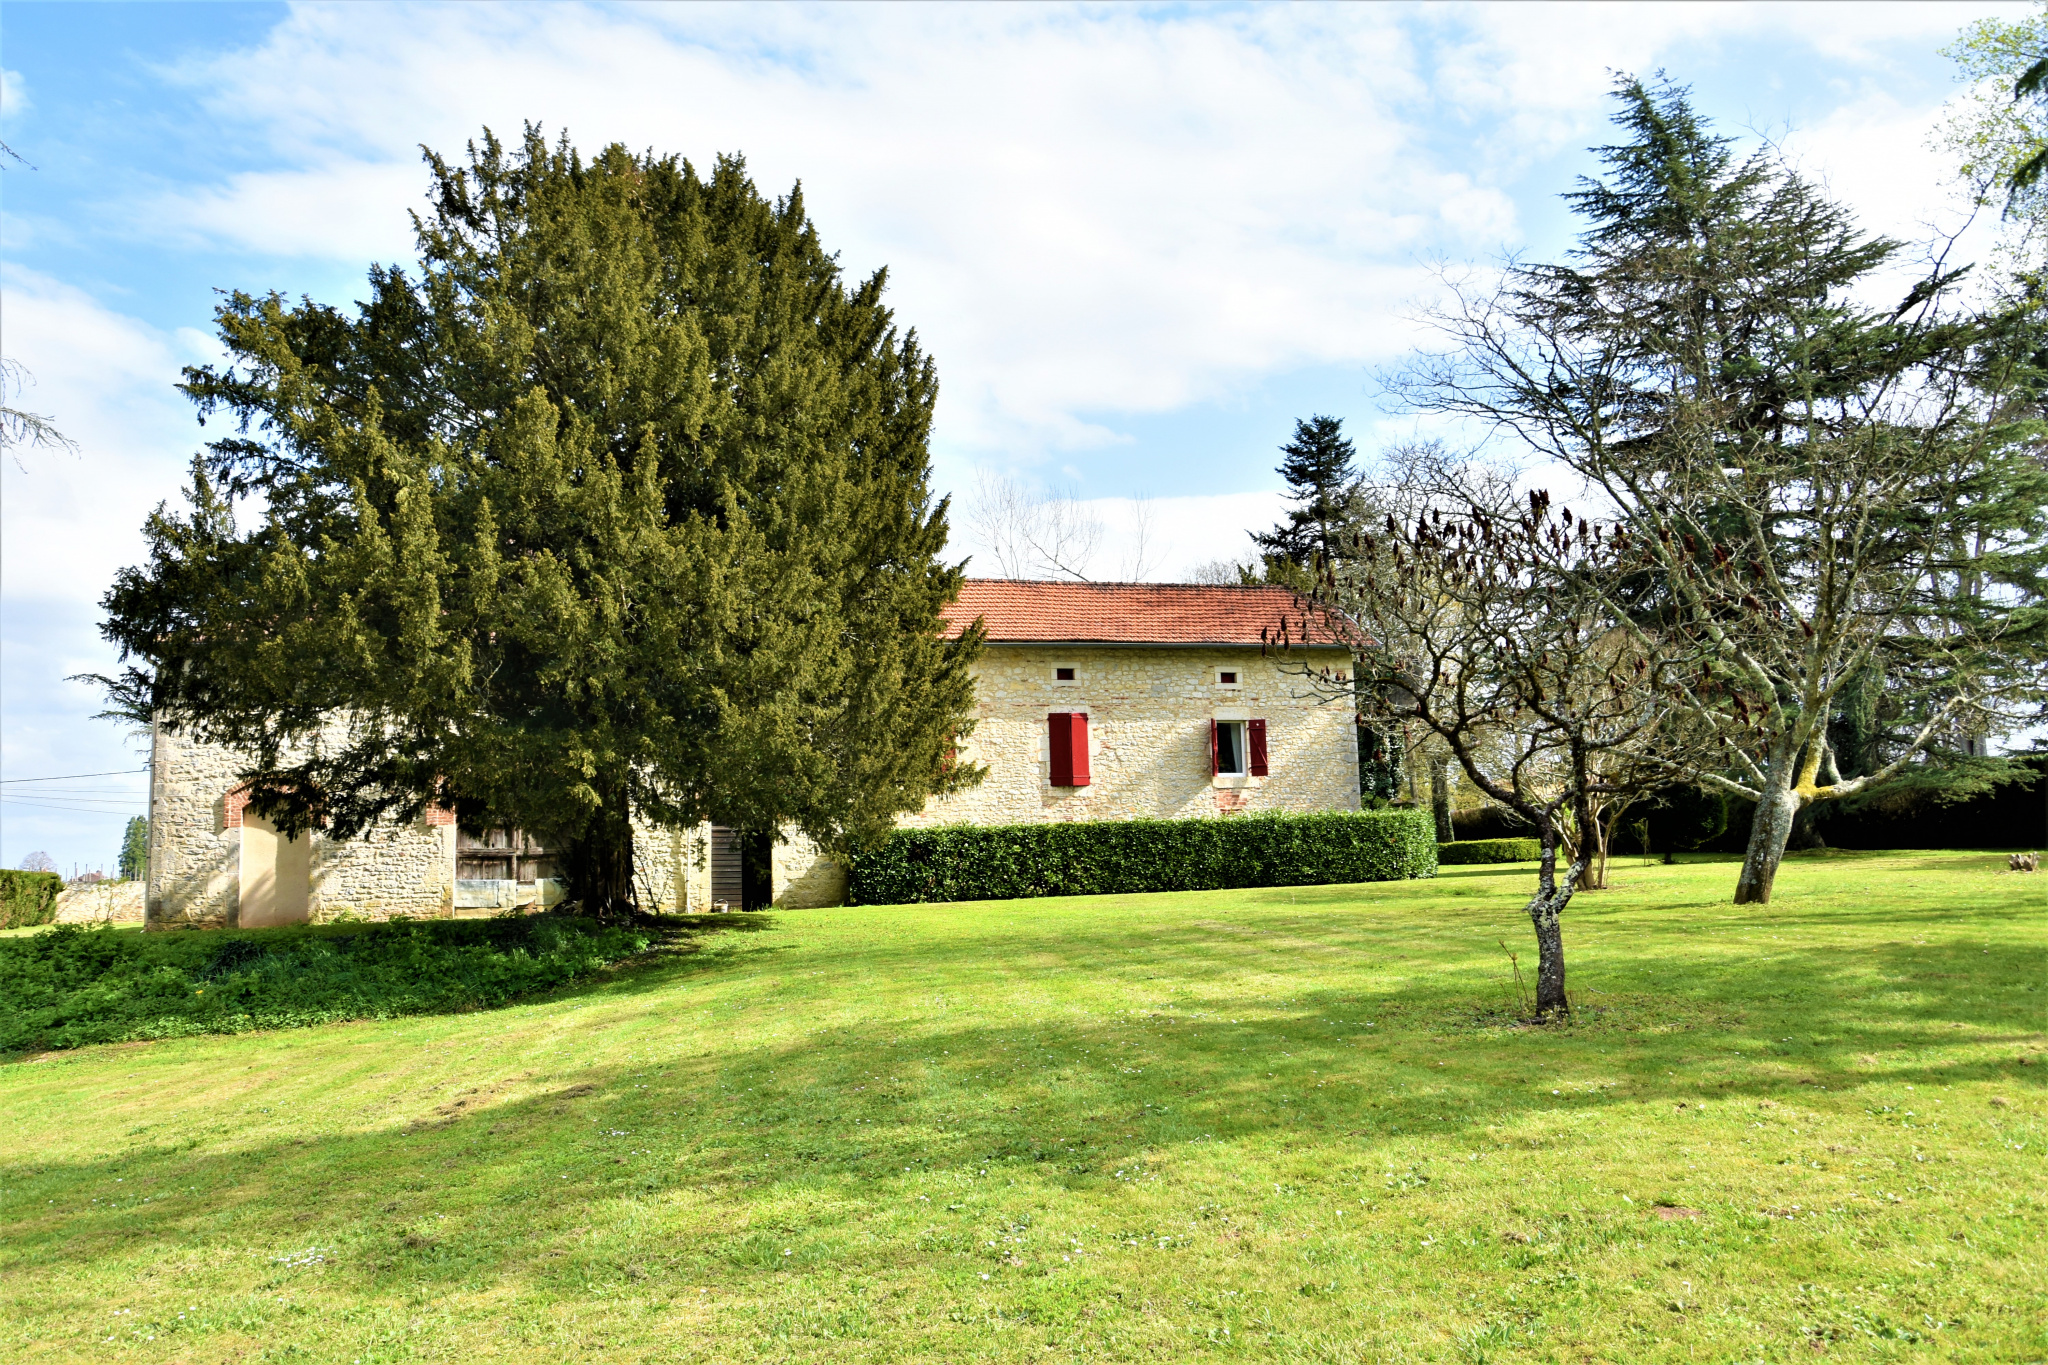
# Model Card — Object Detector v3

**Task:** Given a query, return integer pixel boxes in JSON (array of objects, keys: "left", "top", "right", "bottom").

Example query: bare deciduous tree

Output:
[
  {"left": 963, "top": 472, "right": 1160, "bottom": 580},
  {"left": 1286, "top": 453, "right": 1708, "bottom": 1019},
  {"left": 1186, "top": 556, "right": 1261, "bottom": 585},
  {"left": 0, "top": 359, "right": 77, "bottom": 469}
]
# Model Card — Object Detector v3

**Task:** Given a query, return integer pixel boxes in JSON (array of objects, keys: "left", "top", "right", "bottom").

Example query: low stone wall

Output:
[{"left": 55, "top": 880, "right": 147, "bottom": 924}]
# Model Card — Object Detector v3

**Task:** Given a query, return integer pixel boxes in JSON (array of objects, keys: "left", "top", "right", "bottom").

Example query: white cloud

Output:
[
  {"left": 947, "top": 487, "right": 1290, "bottom": 584},
  {"left": 0, "top": 267, "right": 193, "bottom": 610},
  {"left": 1, "top": 68, "right": 28, "bottom": 123},
  {"left": 0, "top": 270, "right": 190, "bottom": 867},
  {"left": 123, "top": 0, "right": 2008, "bottom": 469},
  {"left": 132, "top": 3, "right": 1454, "bottom": 458},
  {"left": 1106, "top": 490, "right": 1291, "bottom": 582}
]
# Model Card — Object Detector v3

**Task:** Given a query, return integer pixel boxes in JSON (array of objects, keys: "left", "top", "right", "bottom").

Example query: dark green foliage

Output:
[
  {"left": 1253, "top": 415, "right": 1357, "bottom": 571},
  {"left": 118, "top": 817, "right": 149, "bottom": 882},
  {"left": 1449, "top": 805, "right": 1535, "bottom": 842},
  {"left": 1632, "top": 785, "right": 1729, "bottom": 854},
  {"left": 0, "top": 915, "right": 653, "bottom": 1053},
  {"left": 1813, "top": 752, "right": 2046, "bottom": 850},
  {"left": 0, "top": 870, "right": 62, "bottom": 930},
  {"left": 1436, "top": 838, "right": 1541, "bottom": 865},
  {"left": 1357, "top": 723, "right": 1404, "bottom": 803},
  {"left": 92, "top": 127, "right": 981, "bottom": 912},
  {"left": 847, "top": 809, "right": 1435, "bottom": 906}
]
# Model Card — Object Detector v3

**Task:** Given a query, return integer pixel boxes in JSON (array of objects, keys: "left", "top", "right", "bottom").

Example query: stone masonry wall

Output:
[
  {"left": 149, "top": 722, "right": 453, "bottom": 929},
  {"left": 55, "top": 880, "right": 147, "bottom": 924},
  {"left": 632, "top": 821, "right": 845, "bottom": 912},
  {"left": 148, "top": 724, "right": 246, "bottom": 929},
  {"left": 147, "top": 644, "right": 1349, "bottom": 922},
  {"left": 907, "top": 645, "right": 1359, "bottom": 828}
]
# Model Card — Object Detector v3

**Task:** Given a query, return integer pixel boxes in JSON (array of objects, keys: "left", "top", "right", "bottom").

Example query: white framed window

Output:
[
  {"left": 1214, "top": 667, "right": 1242, "bottom": 688},
  {"left": 1210, "top": 716, "right": 1268, "bottom": 780},
  {"left": 1051, "top": 664, "right": 1079, "bottom": 684},
  {"left": 1214, "top": 720, "right": 1247, "bottom": 776}
]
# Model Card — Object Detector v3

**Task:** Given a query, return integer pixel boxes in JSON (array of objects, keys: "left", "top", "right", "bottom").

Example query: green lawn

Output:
[{"left": 3, "top": 851, "right": 2042, "bottom": 1363}]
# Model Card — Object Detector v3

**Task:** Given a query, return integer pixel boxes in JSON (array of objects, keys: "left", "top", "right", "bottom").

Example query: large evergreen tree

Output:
[
  {"left": 1252, "top": 415, "right": 1357, "bottom": 571},
  {"left": 94, "top": 128, "right": 983, "bottom": 913}
]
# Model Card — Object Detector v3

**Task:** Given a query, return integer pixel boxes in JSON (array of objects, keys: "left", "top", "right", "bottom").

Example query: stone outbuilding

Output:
[{"left": 144, "top": 580, "right": 1362, "bottom": 928}]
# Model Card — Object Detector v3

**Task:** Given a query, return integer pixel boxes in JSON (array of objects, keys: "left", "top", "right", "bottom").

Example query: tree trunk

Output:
[
  {"left": 1430, "top": 756, "right": 1454, "bottom": 843},
  {"left": 1525, "top": 814, "right": 1577, "bottom": 1019},
  {"left": 1575, "top": 808, "right": 1611, "bottom": 891},
  {"left": 1733, "top": 780, "right": 1800, "bottom": 905},
  {"left": 1529, "top": 891, "right": 1568, "bottom": 1016},
  {"left": 563, "top": 780, "right": 637, "bottom": 917}
]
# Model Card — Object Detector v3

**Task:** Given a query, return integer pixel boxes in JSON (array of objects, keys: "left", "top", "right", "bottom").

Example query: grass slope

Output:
[
  {"left": 1, "top": 852, "right": 2042, "bottom": 1363},
  {"left": 0, "top": 916, "right": 657, "bottom": 1052}
]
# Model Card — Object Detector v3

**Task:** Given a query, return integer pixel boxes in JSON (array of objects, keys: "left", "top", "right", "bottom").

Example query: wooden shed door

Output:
[{"left": 710, "top": 827, "right": 772, "bottom": 910}]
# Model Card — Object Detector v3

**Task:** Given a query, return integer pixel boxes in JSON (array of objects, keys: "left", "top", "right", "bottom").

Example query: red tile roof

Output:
[{"left": 942, "top": 579, "right": 1358, "bottom": 648}]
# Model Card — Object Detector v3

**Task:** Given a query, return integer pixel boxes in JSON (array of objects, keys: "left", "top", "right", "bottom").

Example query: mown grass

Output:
[{"left": 1, "top": 851, "right": 2042, "bottom": 1363}]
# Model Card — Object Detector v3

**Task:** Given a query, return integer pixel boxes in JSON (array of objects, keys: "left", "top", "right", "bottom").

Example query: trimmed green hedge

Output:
[
  {"left": 0, "top": 870, "right": 63, "bottom": 930},
  {"left": 1438, "top": 838, "right": 1542, "bottom": 865},
  {"left": 849, "top": 808, "right": 1436, "bottom": 906},
  {"left": 0, "top": 915, "right": 655, "bottom": 1053}
]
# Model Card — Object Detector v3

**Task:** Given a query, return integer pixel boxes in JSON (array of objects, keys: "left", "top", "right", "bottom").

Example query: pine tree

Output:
[
  {"left": 118, "top": 817, "right": 149, "bottom": 882},
  {"left": 1252, "top": 415, "right": 1356, "bottom": 571},
  {"left": 93, "top": 128, "right": 984, "bottom": 914}
]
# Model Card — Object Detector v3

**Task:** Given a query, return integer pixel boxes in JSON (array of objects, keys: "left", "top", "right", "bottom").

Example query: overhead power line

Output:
[
  {"left": 0, "top": 767, "right": 149, "bottom": 784},
  {"left": 1, "top": 798, "right": 147, "bottom": 815}
]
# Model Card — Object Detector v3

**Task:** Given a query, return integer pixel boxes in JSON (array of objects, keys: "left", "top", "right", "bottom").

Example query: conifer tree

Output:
[
  {"left": 93, "top": 128, "right": 983, "bottom": 914},
  {"left": 118, "top": 817, "right": 148, "bottom": 882},
  {"left": 1397, "top": 78, "right": 2048, "bottom": 905},
  {"left": 1252, "top": 415, "right": 1357, "bottom": 571}
]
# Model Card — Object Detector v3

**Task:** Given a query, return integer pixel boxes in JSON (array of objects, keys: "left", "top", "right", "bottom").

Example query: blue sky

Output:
[{"left": 0, "top": 0, "right": 2020, "bottom": 871}]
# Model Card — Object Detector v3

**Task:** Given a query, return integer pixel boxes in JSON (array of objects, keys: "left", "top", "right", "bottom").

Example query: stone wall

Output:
[
  {"left": 908, "top": 645, "right": 1360, "bottom": 828},
  {"left": 632, "top": 821, "right": 846, "bottom": 912},
  {"left": 772, "top": 829, "right": 845, "bottom": 909},
  {"left": 149, "top": 722, "right": 454, "bottom": 929},
  {"left": 631, "top": 819, "right": 701, "bottom": 913},
  {"left": 146, "top": 644, "right": 1354, "bottom": 922},
  {"left": 310, "top": 819, "right": 454, "bottom": 923},
  {"left": 149, "top": 724, "right": 249, "bottom": 929},
  {"left": 55, "top": 880, "right": 146, "bottom": 924}
]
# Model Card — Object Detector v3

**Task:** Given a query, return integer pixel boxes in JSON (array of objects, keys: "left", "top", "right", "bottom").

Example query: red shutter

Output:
[
  {"left": 1049, "top": 713, "right": 1091, "bottom": 787},
  {"left": 1248, "top": 718, "right": 1268, "bottom": 777},
  {"left": 1210, "top": 719, "right": 1219, "bottom": 776}
]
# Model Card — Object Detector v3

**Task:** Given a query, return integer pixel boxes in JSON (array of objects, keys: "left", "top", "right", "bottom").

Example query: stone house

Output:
[
  {"left": 144, "top": 580, "right": 1361, "bottom": 928},
  {"left": 921, "top": 580, "right": 1361, "bottom": 826}
]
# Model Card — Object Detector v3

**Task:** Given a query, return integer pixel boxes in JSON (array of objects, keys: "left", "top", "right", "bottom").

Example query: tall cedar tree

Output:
[
  {"left": 1253, "top": 415, "right": 1357, "bottom": 571},
  {"left": 1397, "top": 78, "right": 2048, "bottom": 904},
  {"left": 95, "top": 129, "right": 984, "bottom": 913}
]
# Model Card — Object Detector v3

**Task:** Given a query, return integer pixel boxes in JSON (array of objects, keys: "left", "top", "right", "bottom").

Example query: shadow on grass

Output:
[{"left": 8, "top": 889, "right": 2039, "bottom": 1300}]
